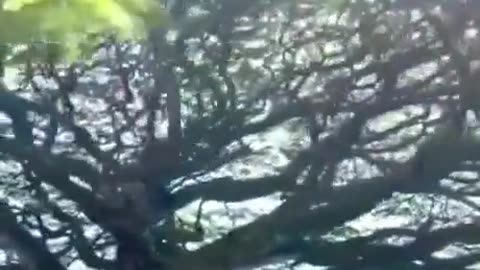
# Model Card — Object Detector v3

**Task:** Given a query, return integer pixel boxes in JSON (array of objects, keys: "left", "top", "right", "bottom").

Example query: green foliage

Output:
[
  {"left": 0, "top": 0, "right": 169, "bottom": 62},
  {"left": 322, "top": 0, "right": 349, "bottom": 12}
]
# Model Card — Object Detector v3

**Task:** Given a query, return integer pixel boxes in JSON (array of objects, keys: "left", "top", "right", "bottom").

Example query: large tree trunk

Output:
[{"left": 149, "top": 29, "right": 182, "bottom": 160}]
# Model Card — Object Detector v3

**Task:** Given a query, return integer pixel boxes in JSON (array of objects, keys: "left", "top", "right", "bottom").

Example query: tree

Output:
[{"left": 2, "top": 0, "right": 480, "bottom": 270}]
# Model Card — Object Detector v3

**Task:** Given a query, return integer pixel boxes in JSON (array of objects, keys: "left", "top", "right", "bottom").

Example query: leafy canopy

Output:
[{"left": 0, "top": 0, "right": 169, "bottom": 61}]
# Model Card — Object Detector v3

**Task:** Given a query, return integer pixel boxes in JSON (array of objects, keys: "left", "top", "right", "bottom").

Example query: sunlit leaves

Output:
[{"left": 0, "top": 0, "right": 169, "bottom": 62}]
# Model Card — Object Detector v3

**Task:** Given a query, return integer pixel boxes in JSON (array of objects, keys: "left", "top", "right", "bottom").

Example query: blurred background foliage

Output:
[{"left": 0, "top": 0, "right": 168, "bottom": 62}]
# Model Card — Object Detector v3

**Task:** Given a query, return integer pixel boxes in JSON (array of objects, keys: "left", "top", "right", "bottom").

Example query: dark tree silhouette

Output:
[{"left": 2, "top": 0, "right": 480, "bottom": 269}]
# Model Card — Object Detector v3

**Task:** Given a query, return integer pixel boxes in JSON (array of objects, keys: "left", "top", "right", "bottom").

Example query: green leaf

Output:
[{"left": 0, "top": 0, "right": 170, "bottom": 62}]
